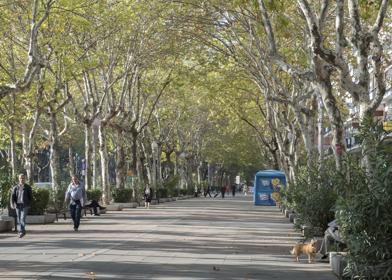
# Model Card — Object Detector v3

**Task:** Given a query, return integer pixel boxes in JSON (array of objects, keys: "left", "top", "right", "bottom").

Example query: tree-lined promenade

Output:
[
  {"left": 0, "top": 196, "right": 337, "bottom": 280},
  {"left": 1, "top": 1, "right": 392, "bottom": 279}
]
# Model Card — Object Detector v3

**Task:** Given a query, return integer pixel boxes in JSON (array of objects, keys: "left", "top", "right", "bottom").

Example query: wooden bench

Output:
[{"left": 47, "top": 209, "right": 68, "bottom": 222}]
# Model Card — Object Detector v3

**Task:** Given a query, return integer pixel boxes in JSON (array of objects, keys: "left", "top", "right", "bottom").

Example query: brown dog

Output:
[{"left": 290, "top": 239, "right": 317, "bottom": 263}]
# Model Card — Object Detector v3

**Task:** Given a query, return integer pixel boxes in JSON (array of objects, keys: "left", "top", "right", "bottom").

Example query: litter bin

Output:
[{"left": 253, "top": 170, "right": 286, "bottom": 206}]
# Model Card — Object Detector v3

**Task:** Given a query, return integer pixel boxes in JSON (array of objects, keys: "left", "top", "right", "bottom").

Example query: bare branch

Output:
[
  {"left": 335, "top": 0, "right": 345, "bottom": 56},
  {"left": 138, "top": 68, "right": 174, "bottom": 133},
  {"left": 257, "top": 0, "right": 277, "bottom": 55},
  {"left": 318, "top": 0, "right": 330, "bottom": 32},
  {"left": 0, "top": 0, "right": 54, "bottom": 100},
  {"left": 347, "top": 0, "right": 362, "bottom": 49},
  {"left": 372, "top": 0, "right": 389, "bottom": 34}
]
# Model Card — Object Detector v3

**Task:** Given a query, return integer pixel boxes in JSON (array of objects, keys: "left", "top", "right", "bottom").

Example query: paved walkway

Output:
[{"left": 0, "top": 195, "right": 337, "bottom": 280}]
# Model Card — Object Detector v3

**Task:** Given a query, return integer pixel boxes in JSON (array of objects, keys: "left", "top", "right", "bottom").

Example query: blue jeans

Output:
[
  {"left": 69, "top": 201, "right": 82, "bottom": 229},
  {"left": 16, "top": 204, "right": 29, "bottom": 234}
]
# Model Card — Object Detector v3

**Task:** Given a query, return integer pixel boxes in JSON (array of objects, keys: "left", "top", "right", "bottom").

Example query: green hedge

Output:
[
  {"left": 156, "top": 187, "right": 167, "bottom": 198},
  {"left": 30, "top": 188, "right": 50, "bottom": 215},
  {"left": 48, "top": 185, "right": 67, "bottom": 212},
  {"left": 0, "top": 173, "right": 13, "bottom": 209},
  {"left": 163, "top": 176, "right": 179, "bottom": 197},
  {"left": 180, "top": 188, "right": 188, "bottom": 196},
  {"left": 335, "top": 119, "right": 392, "bottom": 279},
  {"left": 283, "top": 160, "right": 338, "bottom": 236},
  {"left": 87, "top": 189, "right": 102, "bottom": 201},
  {"left": 111, "top": 188, "right": 132, "bottom": 203}
]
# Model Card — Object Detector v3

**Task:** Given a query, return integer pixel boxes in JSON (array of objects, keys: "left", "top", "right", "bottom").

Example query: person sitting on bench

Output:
[
  {"left": 84, "top": 200, "right": 106, "bottom": 216},
  {"left": 318, "top": 219, "right": 344, "bottom": 259}
]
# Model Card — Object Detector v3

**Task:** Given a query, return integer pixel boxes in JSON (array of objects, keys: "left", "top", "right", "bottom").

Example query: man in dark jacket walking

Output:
[{"left": 10, "top": 174, "right": 33, "bottom": 238}]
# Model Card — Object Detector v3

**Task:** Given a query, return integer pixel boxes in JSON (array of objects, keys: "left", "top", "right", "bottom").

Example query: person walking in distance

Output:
[
  {"left": 243, "top": 184, "right": 248, "bottom": 196},
  {"left": 10, "top": 174, "right": 33, "bottom": 238},
  {"left": 64, "top": 176, "right": 87, "bottom": 231},
  {"left": 205, "top": 185, "right": 212, "bottom": 198},
  {"left": 220, "top": 185, "right": 226, "bottom": 199},
  {"left": 144, "top": 186, "right": 152, "bottom": 209}
]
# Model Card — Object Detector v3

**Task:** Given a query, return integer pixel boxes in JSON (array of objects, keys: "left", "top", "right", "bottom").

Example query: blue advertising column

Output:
[{"left": 253, "top": 170, "right": 286, "bottom": 206}]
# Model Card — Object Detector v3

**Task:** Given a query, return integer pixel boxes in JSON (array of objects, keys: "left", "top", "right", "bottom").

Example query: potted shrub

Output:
[
  {"left": 157, "top": 187, "right": 168, "bottom": 200},
  {"left": 47, "top": 185, "right": 67, "bottom": 214},
  {"left": 0, "top": 172, "right": 13, "bottom": 213},
  {"left": 27, "top": 187, "right": 55, "bottom": 224},
  {"left": 0, "top": 172, "right": 14, "bottom": 232},
  {"left": 109, "top": 188, "right": 136, "bottom": 210},
  {"left": 87, "top": 189, "right": 102, "bottom": 202},
  {"left": 163, "top": 176, "right": 179, "bottom": 199},
  {"left": 180, "top": 188, "right": 187, "bottom": 197},
  {"left": 284, "top": 161, "right": 338, "bottom": 238}
]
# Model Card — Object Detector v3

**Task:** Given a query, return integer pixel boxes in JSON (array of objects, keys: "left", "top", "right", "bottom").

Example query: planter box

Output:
[
  {"left": 0, "top": 216, "right": 14, "bottom": 232},
  {"left": 330, "top": 252, "right": 347, "bottom": 278},
  {"left": 114, "top": 202, "right": 137, "bottom": 208},
  {"left": 293, "top": 217, "right": 302, "bottom": 226},
  {"left": 289, "top": 213, "right": 296, "bottom": 223},
  {"left": 301, "top": 225, "right": 311, "bottom": 237},
  {"left": 27, "top": 213, "right": 56, "bottom": 224},
  {"left": 284, "top": 209, "right": 292, "bottom": 218},
  {"left": 150, "top": 200, "right": 158, "bottom": 205},
  {"left": 106, "top": 204, "right": 123, "bottom": 211}
]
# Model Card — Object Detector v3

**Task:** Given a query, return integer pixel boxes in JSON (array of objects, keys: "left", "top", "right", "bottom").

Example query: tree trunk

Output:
[
  {"left": 295, "top": 107, "right": 316, "bottom": 169},
  {"left": 151, "top": 141, "right": 158, "bottom": 197},
  {"left": 9, "top": 123, "right": 17, "bottom": 178},
  {"left": 99, "top": 124, "right": 110, "bottom": 204},
  {"left": 316, "top": 80, "right": 345, "bottom": 170},
  {"left": 156, "top": 142, "right": 162, "bottom": 188},
  {"left": 115, "top": 129, "right": 126, "bottom": 189},
  {"left": 136, "top": 149, "right": 145, "bottom": 187},
  {"left": 130, "top": 131, "right": 138, "bottom": 175},
  {"left": 140, "top": 140, "right": 152, "bottom": 187},
  {"left": 207, "top": 163, "right": 212, "bottom": 186},
  {"left": 197, "top": 161, "right": 203, "bottom": 185},
  {"left": 92, "top": 124, "right": 98, "bottom": 189},
  {"left": 174, "top": 151, "right": 179, "bottom": 176},
  {"left": 314, "top": 59, "right": 345, "bottom": 170},
  {"left": 22, "top": 124, "right": 34, "bottom": 184},
  {"left": 49, "top": 113, "right": 60, "bottom": 192},
  {"left": 317, "top": 93, "right": 324, "bottom": 170},
  {"left": 84, "top": 123, "right": 92, "bottom": 190},
  {"left": 68, "top": 146, "right": 75, "bottom": 177}
]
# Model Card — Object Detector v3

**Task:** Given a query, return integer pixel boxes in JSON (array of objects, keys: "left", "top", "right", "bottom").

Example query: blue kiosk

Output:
[{"left": 253, "top": 170, "right": 286, "bottom": 206}]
